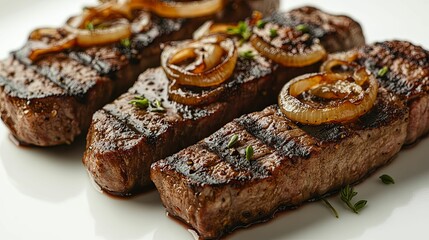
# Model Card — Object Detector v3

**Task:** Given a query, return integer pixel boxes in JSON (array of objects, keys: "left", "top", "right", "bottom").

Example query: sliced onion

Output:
[
  {"left": 161, "top": 35, "right": 237, "bottom": 87},
  {"left": 168, "top": 80, "right": 225, "bottom": 106},
  {"left": 128, "top": 0, "right": 223, "bottom": 18},
  {"left": 320, "top": 52, "right": 359, "bottom": 74},
  {"left": 65, "top": 16, "right": 131, "bottom": 47},
  {"left": 27, "top": 28, "right": 76, "bottom": 61},
  {"left": 251, "top": 34, "right": 326, "bottom": 67},
  {"left": 251, "top": 22, "right": 327, "bottom": 67},
  {"left": 193, "top": 21, "right": 237, "bottom": 40},
  {"left": 278, "top": 68, "right": 379, "bottom": 125}
]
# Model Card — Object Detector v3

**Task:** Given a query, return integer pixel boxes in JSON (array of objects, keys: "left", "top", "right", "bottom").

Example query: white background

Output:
[{"left": 1, "top": 0, "right": 429, "bottom": 239}]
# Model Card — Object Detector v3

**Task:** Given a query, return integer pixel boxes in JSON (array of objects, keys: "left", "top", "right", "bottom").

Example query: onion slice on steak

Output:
[
  {"left": 168, "top": 80, "right": 226, "bottom": 106},
  {"left": 161, "top": 34, "right": 238, "bottom": 88},
  {"left": 27, "top": 28, "right": 77, "bottom": 61},
  {"left": 127, "top": 0, "right": 223, "bottom": 18},
  {"left": 278, "top": 67, "right": 378, "bottom": 125},
  {"left": 251, "top": 22, "right": 326, "bottom": 67},
  {"left": 65, "top": 16, "right": 132, "bottom": 47}
]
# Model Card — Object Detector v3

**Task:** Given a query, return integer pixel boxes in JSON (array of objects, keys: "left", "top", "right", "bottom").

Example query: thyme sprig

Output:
[
  {"left": 340, "top": 185, "right": 367, "bottom": 214},
  {"left": 321, "top": 198, "right": 339, "bottom": 218}
]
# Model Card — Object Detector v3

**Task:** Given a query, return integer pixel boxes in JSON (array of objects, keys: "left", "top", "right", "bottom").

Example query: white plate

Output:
[{"left": 1, "top": 0, "right": 429, "bottom": 239}]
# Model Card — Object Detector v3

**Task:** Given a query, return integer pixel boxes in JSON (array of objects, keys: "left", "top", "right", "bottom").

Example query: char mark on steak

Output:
[
  {"left": 0, "top": 1, "right": 259, "bottom": 146},
  {"left": 83, "top": 6, "right": 366, "bottom": 195},
  {"left": 151, "top": 88, "right": 408, "bottom": 239},
  {"left": 347, "top": 41, "right": 429, "bottom": 143}
]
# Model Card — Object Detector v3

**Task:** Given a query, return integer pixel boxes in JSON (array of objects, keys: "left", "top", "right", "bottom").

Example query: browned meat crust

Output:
[
  {"left": 83, "top": 7, "right": 366, "bottom": 195},
  {"left": 351, "top": 41, "right": 429, "bottom": 143},
  {"left": 0, "top": 1, "right": 258, "bottom": 146},
  {"left": 151, "top": 88, "right": 408, "bottom": 239}
]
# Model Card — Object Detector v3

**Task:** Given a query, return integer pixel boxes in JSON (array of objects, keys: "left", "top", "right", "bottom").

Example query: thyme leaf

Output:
[
  {"left": 120, "top": 38, "right": 131, "bottom": 48},
  {"left": 239, "top": 50, "right": 255, "bottom": 60},
  {"left": 227, "top": 21, "right": 252, "bottom": 41},
  {"left": 130, "top": 96, "right": 149, "bottom": 109},
  {"left": 86, "top": 22, "right": 95, "bottom": 31},
  {"left": 379, "top": 174, "right": 395, "bottom": 184},
  {"left": 340, "top": 185, "right": 367, "bottom": 214},
  {"left": 378, "top": 66, "right": 389, "bottom": 77},
  {"left": 269, "top": 28, "right": 278, "bottom": 38},
  {"left": 245, "top": 145, "right": 254, "bottom": 160},
  {"left": 295, "top": 24, "right": 309, "bottom": 33},
  {"left": 226, "top": 134, "right": 239, "bottom": 148},
  {"left": 256, "top": 20, "right": 266, "bottom": 29}
]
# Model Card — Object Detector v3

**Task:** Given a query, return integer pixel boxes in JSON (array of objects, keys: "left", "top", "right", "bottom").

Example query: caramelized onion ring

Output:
[
  {"left": 128, "top": 0, "right": 223, "bottom": 18},
  {"left": 27, "top": 28, "right": 76, "bottom": 61},
  {"left": 320, "top": 52, "right": 360, "bottom": 74},
  {"left": 250, "top": 34, "right": 326, "bottom": 67},
  {"left": 278, "top": 68, "right": 378, "bottom": 125},
  {"left": 168, "top": 80, "right": 225, "bottom": 106},
  {"left": 65, "top": 16, "right": 131, "bottom": 47},
  {"left": 161, "top": 35, "right": 238, "bottom": 87}
]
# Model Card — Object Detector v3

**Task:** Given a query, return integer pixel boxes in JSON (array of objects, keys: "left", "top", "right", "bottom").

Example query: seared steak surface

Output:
[
  {"left": 151, "top": 89, "right": 408, "bottom": 239},
  {"left": 83, "top": 6, "right": 366, "bottom": 195},
  {"left": 349, "top": 41, "right": 429, "bottom": 143},
  {"left": 0, "top": 1, "right": 257, "bottom": 146},
  {"left": 84, "top": 47, "right": 276, "bottom": 194}
]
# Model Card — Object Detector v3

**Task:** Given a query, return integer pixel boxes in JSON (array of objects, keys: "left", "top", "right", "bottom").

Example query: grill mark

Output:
[
  {"left": 0, "top": 58, "right": 66, "bottom": 99},
  {"left": 163, "top": 144, "right": 243, "bottom": 186},
  {"left": 237, "top": 107, "right": 313, "bottom": 160},
  {"left": 357, "top": 41, "right": 429, "bottom": 97},
  {"left": 202, "top": 122, "right": 272, "bottom": 180},
  {"left": 101, "top": 105, "right": 149, "bottom": 141}
]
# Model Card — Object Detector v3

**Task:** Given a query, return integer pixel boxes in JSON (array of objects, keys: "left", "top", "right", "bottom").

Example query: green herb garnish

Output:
[
  {"left": 130, "top": 96, "right": 149, "bottom": 109},
  {"left": 227, "top": 21, "right": 252, "bottom": 41},
  {"left": 245, "top": 145, "right": 254, "bottom": 160},
  {"left": 120, "top": 38, "right": 131, "bottom": 48},
  {"left": 340, "top": 185, "right": 367, "bottom": 214},
  {"left": 378, "top": 66, "right": 389, "bottom": 77},
  {"left": 227, "top": 134, "right": 239, "bottom": 148},
  {"left": 295, "top": 24, "right": 309, "bottom": 33},
  {"left": 256, "top": 20, "right": 266, "bottom": 29},
  {"left": 322, "top": 198, "right": 339, "bottom": 218},
  {"left": 239, "top": 50, "right": 255, "bottom": 60},
  {"left": 150, "top": 100, "right": 165, "bottom": 112},
  {"left": 269, "top": 28, "right": 278, "bottom": 38},
  {"left": 86, "top": 22, "right": 95, "bottom": 31},
  {"left": 379, "top": 174, "right": 395, "bottom": 184},
  {"left": 130, "top": 96, "right": 165, "bottom": 112}
]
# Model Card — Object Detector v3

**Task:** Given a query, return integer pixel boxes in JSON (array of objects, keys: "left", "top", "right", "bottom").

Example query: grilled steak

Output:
[
  {"left": 151, "top": 40, "right": 429, "bottom": 238},
  {"left": 351, "top": 41, "right": 429, "bottom": 144},
  {"left": 83, "top": 7, "right": 366, "bottom": 195},
  {"left": 0, "top": 0, "right": 262, "bottom": 146},
  {"left": 151, "top": 88, "right": 408, "bottom": 239},
  {"left": 84, "top": 44, "right": 278, "bottom": 194}
]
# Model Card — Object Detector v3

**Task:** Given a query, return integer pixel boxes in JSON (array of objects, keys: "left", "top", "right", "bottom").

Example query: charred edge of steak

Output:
[
  {"left": 151, "top": 86, "right": 408, "bottom": 239},
  {"left": 267, "top": 6, "right": 365, "bottom": 53}
]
